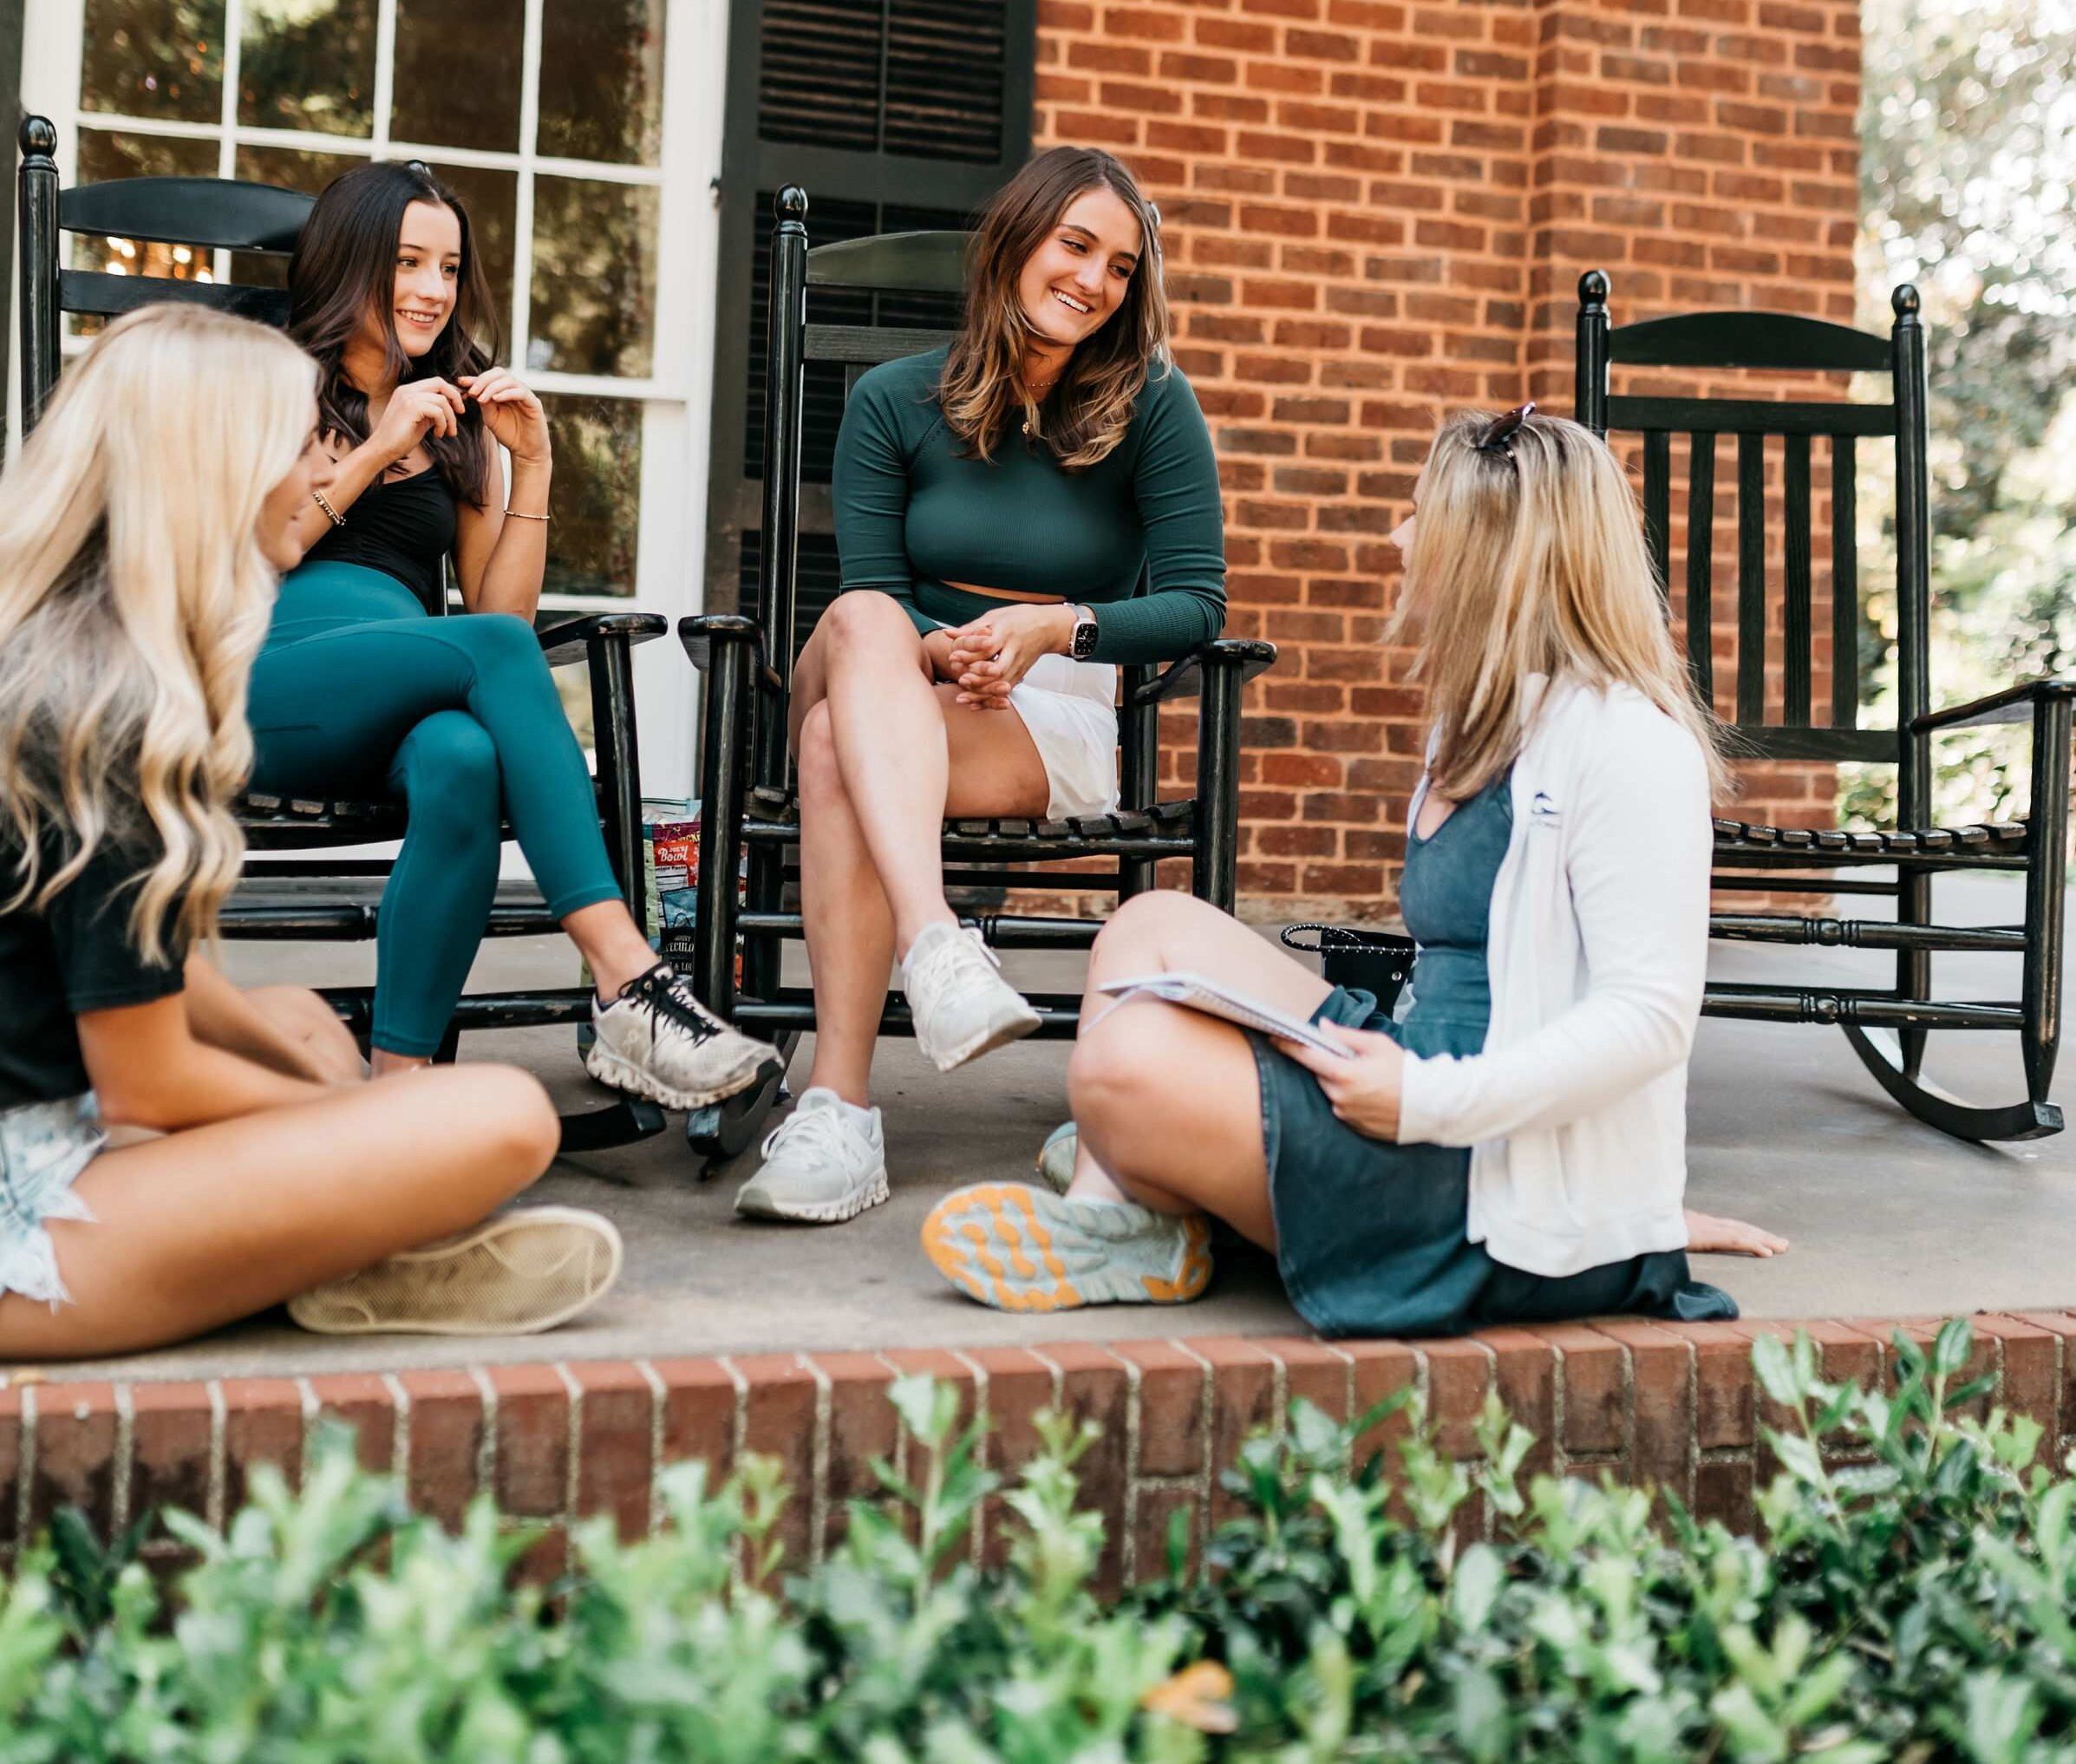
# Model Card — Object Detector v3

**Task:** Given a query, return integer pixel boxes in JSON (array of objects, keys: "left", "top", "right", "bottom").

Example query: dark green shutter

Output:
[{"left": 704, "top": 0, "right": 1035, "bottom": 632}]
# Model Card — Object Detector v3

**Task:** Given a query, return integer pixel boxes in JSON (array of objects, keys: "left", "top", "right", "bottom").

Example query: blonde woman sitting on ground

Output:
[
  {"left": 924, "top": 406, "right": 1786, "bottom": 1331},
  {"left": 0, "top": 305, "right": 623, "bottom": 1359}
]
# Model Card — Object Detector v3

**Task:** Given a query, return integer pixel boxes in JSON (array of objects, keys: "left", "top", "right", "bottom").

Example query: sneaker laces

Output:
[
  {"left": 904, "top": 925, "right": 1002, "bottom": 1003},
  {"left": 761, "top": 1098, "right": 859, "bottom": 1164},
  {"left": 613, "top": 964, "right": 723, "bottom": 1045}
]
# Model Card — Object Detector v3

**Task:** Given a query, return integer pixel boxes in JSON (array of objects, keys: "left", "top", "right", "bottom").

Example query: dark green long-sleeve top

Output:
[{"left": 830, "top": 346, "right": 1226, "bottom": 666}]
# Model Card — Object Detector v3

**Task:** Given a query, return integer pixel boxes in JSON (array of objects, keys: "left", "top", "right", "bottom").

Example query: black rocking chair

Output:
[
  {"left": 16, "top": 114, "right": 669, "bottom": 1152},
  {"left": 679, "top": 186, "right": 1275, "bottom": 1161},
  {"left": 1577, "top": 269, "right": 2072, "bottom": 1142}
]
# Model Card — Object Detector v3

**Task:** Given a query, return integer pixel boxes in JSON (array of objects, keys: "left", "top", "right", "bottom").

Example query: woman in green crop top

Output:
[{"left": 734, "top": 147, "right": 1228, "bottom": 1228}]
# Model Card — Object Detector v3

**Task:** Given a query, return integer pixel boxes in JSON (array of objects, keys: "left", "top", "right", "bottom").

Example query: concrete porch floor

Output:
[{"left": 39, "top": 875, "right": 2076, "bottom": 1383}]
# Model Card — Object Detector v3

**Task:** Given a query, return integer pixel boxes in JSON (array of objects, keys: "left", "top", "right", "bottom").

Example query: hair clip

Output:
[{"left": 1474, "top": 401, "right": 1535, "bottom": 461}]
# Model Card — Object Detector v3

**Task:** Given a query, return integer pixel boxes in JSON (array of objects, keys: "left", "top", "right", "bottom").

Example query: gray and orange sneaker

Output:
[{"left": 921, "top": 1182, "right": 1212, "bottom": 1312}]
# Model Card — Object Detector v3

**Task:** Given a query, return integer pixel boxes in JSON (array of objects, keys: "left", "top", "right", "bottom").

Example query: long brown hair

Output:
[
  {"left": 288, "top": 160, "right": 499, "bottom": 507},
  {"left": 939, "top": 147, "right": 1168, "bottom": 470},
  {"left": 1400, "top": 411, "right": 1730, "bottom": 802}
]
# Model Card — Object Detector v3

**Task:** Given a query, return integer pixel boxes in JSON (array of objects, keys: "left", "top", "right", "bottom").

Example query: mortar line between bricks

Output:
[
  {"left": 111, "top": 1382, "right": 134, "bottom": 1533},
  {"left": 947, "top": 1349, "right": 990, "bottom": 1571},
  {"left": 1681, "top": 1337, "right": 1699, "bottom": 1512},
  {"left": 467, "top": 1366, "right": 498, "bottom": 1500},
  {"left": 1317, "top": 1340, "right": 1356, "bottom": 1479},
  {"left": 1168, "top": 1339, "right": 1218, "bottom": 1568},
  {"left": 205, "top": 1381, "right": 227, "bottom": 1534},
  {"left": 1108, "top": 1349, "right": 1144, "bottom": 1586},
  {"left": 382, "top": 1374, "right": 411, "bottom": 1484},
  {"left": 15, "top": 1387, "right": 32, "bottom": 1545},
  {"left": 802, "top": 1352, "right": 832, "bottom": 1572},
  {"left": 293, "top": 1377, "right": 319, "bottom": 1460},
  {"left": 715, "top": 1356, "right": 750, "bottom": 1462},
  {"left": 1025, "top": 1347, "right": 1067, "bottom": 1411},
  {"left": 1134, "top": 1472, "right": 1205, "bottom": 1493},
  {"left": 869, "top": 1351, "right": 913, "bottom": 1499},
  {"left": 634, "top": 1361, "right": 666, "bottom": 1539},
  {"left": 1547, "top": 1344, "right": 1570, "bottom": 1480},
  {"left": 553, "top": 1363, "right": 584, "bottom": 1523}
]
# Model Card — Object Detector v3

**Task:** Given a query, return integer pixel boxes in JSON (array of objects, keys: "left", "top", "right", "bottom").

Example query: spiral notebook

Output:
[{"left": 1096, "top": 973, "right": 1355, "bottom": 1060}]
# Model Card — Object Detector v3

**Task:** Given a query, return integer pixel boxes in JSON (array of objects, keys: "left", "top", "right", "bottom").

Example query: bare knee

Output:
[
  {"left": 1068, "top": 1013, "right": 1168, "bottom": 1152},
  {"left": 442, "top": 1064, "right": 559, "bottom": 1188},
  {"left": 1094, "top": 889, "right": 1218, "bottom": 964},
  {"left": 797, "top": 702, "right": 843, "bottom": 807}
]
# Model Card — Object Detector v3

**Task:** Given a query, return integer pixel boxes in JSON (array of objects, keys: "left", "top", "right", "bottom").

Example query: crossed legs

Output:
[
  {"left": 789, "top": 591, "right": 1051, "bottom": 1105},
  {"left": 0, "top": 993, "right": 560, "bottom": 1361}
]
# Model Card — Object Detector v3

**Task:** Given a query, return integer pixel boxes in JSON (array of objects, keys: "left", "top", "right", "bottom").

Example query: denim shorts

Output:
[{"left": 0, "top": 1094, "right": 103, "bottom": 1308}]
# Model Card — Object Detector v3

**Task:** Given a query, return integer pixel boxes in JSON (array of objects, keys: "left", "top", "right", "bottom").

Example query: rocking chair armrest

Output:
[
  {"left": 536, "top": 611, "right": 669, "bottom": 668},
  {"left": 1911, "top": 676, "right": 2076, "bottom": 734},
  {"left": 677, "top": 613, "right": 786, "bottom": 696},
  {"left": 1128, "top": 637, "right": 1278, "bottom": 707}
]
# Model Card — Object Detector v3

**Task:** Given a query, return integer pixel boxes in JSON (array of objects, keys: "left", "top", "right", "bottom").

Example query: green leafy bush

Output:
[{"left": 3, "top": 1320, "right": 2072, "bottom": 1761}]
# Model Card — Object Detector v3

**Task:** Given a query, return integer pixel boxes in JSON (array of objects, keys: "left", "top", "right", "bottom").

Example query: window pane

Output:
[
  {"left": 538, "top": 0, "right": 666, "bottom": 167},
  {"left": 71, "top": 129, "right": 219, "bottom": 335},
  {"left": 238, "top": 0, "right": 376, "bottom": 137},
  {"left": 82, "top": 0, "right": 225, "bottom": 124},
  {"left": 392, "top": 0, "right": 524, "bottom": 154},
  {"left": 228, "top": 142, "right": 363, "bottom": 289},
  {"left": 541, "top": 394, "right": 641, "bottom": 598},
  {"left": 528, "top": 178, "right": 659, "bottom": 378},
  {"left": 419, "top": 162, "right": 519, "bottom": 343}
]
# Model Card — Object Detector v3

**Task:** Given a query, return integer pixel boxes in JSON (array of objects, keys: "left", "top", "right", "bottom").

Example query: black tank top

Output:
[{"left": 304, "top": 467, "right": 458, "bottom": 616}]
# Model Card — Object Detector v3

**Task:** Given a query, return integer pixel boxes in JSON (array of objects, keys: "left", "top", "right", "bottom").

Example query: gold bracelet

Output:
[
  {"left": 311, "top": 488, "right": 345, "bottom": 527},
  {"left": 503, "top": 506, "right": 552, "bottom": 522}
]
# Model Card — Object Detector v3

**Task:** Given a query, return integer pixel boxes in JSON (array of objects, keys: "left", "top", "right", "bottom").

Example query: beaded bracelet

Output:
[
  {"left": 503, "top": 507, "right": 552, "bottom": 522},
  {"left": 311, "top": 487, "right": 345, "bottom": 526}
]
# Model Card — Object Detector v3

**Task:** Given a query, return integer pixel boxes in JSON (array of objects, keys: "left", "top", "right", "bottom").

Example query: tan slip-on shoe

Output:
[{"left": 286, "top": 1205, "right": 623, "bottom": 1336}]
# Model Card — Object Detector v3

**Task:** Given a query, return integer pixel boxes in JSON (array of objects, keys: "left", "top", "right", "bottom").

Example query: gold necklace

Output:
[{"left": 1022, "top": 376, "right": 1060, "bottom": 437}]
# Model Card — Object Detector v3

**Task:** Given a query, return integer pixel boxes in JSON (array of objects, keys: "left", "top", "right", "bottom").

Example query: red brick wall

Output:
[
  {"left": 3, "top": 1315, "right": 2069, "bottom": 1582},
  {"left": 1032, "top": 0, "right": 1864, "bottom": 918}
]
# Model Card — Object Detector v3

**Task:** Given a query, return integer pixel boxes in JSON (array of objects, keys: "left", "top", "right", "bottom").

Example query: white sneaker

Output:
[
  {"left": 585, "top": 964, "right": 783, "bottom": 1110},
  {"left": 287, "top": 1205, "right": 623, "bottom": 1336},
  {"left": 735, "top": 1088, "right": 890, "bottom": 1224},
  {"left": 1035, "top": 1120, "right": 1077, "bottom": 1193},
  {"left": 901, "top": 922, "right": 1042, "bottom": 1073}
]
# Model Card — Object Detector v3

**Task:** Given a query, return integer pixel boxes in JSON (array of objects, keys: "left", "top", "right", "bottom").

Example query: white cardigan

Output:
[{"left": 1395, "top": 676, "right": 1711, "bottom": 1277}]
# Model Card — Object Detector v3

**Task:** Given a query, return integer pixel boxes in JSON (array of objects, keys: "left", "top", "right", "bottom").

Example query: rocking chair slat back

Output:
[
  {"left": 1830, "top": 434, "right": 1858, "bottom": 728},
  {"left": 1686, "top": 431, "right": 1717, "bottom": 702},
  {"left": 1736, "top": 430, "right": 1767, "bottom": 728},
  {"left": 1783, "top": 431, "right": 1813, "bottom": 727}
]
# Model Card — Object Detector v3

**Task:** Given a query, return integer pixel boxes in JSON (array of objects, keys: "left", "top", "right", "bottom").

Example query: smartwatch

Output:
[{"left": 1069, "top": 605, "right": 1100, "bottom": 662}]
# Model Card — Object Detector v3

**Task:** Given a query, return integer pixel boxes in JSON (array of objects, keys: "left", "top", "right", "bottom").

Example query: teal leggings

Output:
[{"left": 248, "top": 562, "right": 623, "bottom": 1056}]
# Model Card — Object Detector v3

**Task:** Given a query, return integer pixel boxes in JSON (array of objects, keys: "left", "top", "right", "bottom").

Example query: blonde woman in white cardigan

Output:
[{"left": 922, "top": 406, "right": 1785, "bottom": 1330}]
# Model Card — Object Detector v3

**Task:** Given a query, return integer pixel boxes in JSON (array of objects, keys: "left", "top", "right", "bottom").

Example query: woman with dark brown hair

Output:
[
  {"left": 735, "top": 145, "right": 1226, "bottom": 1226},
  {"left": 245, "top": 160, "right": 780, "bottom": 1112}
]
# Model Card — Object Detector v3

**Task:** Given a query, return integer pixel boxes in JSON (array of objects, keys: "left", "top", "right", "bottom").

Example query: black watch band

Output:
[{"left": 1070, "top": 609, "right": 1100, "bottom": 661}]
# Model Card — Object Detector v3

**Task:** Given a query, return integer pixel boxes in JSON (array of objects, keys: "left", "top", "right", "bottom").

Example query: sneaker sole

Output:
[
  {"left": 920, "top": 1003, "right": 1044, "bottom": 1075},
  {"left": 735, "top": 1166, "right": 891, "bottom": 1225},
  {"left": 920, "top": 1183, "right": 1212, "bottom": 1312},
  {"left": 286, "top": 1206, "right": 623, "bottom": 1337},
  {"left": 585, "top": 1045, "right": 784, "bottom": 1112}
]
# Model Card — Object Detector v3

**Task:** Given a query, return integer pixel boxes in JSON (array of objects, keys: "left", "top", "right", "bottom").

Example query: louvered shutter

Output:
[{"left": 703, "top": 0, "right": 1035, "bottom": 626}]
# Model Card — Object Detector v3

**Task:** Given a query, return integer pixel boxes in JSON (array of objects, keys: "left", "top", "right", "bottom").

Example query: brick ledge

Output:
[{"left": 3, "top": 1314, "right": 2068, "bottom": 1587}]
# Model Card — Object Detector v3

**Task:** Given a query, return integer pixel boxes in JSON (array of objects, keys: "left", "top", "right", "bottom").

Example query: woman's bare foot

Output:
[{"left": 1684, "top": 1208, "right": 1790, "bottom": 1258}]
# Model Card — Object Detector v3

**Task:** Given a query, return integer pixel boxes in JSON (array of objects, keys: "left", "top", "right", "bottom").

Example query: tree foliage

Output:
[{"left": 1846, "top": 0, "right": 2076, "bottom": 827}]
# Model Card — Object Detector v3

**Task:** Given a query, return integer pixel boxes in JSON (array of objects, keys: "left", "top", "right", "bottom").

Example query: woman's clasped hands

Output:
[
  {"left": 369, "top": 370, "right": 550, "bottom": 467},
  {"left": 931, "top": 601, "right": 1080, "bottom": 709},
  {"left": 1280, "top": 1022, "right": 1407, "bottom": 1140}
]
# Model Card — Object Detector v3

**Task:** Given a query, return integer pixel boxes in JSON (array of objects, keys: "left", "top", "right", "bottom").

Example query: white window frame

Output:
[{"left": 16, "top": 0, "right": 728, "bottom": 796}]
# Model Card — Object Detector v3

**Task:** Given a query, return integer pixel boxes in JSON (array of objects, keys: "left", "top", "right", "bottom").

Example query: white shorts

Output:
[{"left": 1008, "top": 652, "right": 1120, "bottom": 820}]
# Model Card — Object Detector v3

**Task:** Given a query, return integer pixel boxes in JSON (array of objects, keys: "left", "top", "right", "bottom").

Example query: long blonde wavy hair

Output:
[
  {"left": 1400, "top": 409, "right": 1729, "bottom": 803},
  {"left": 939, "top": 146, "right": 1168, "bottom": 470},
  {"left": 0, "top": 304, "right": 317, "bottom": 961}
]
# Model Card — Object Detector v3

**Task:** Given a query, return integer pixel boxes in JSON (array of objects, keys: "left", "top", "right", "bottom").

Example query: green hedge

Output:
[{"left": 1, "top": 1319, "right": 2069, "bottom": 1761}]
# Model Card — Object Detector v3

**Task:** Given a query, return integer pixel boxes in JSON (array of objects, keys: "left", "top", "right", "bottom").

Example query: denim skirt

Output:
[{"left": 0, "top": 1094, "right": 102, "bottom": 1307}]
